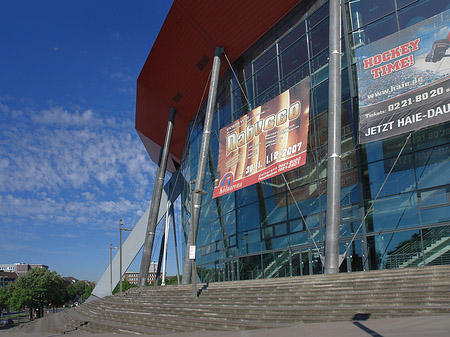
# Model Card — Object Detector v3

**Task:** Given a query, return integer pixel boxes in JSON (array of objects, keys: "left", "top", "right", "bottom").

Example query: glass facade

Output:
[{"left": 179, "top": 0, "right": 450, "bottom": 283}]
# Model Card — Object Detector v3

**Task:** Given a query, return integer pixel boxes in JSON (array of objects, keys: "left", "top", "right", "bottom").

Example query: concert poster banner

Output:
[
  {"left": 356, "top": 9, "right": 450, "bottom": 144},
  {"left": 212, "top": 77, "right": 310, "bottom": 199}
]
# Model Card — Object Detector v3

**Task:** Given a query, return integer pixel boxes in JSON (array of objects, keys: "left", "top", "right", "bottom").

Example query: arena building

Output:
[{"left": 135, "top": 0, "right": 450, "bottom": 284}]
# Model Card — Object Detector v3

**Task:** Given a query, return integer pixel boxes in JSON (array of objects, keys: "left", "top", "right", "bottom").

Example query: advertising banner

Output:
[
  {"left": 213, "top": 77, "right": 310, "bottom": 199},
  {"left": 356, "top": 9, "right": 450, "bottom": 144}
]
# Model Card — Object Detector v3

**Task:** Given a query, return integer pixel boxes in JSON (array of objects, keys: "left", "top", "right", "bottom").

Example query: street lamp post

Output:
[
  {"left": 119, "top": 218, "right": 132, "bottom": 294},
  {"left": 109, "top": 243, "right": 118, "bottom": 295}
]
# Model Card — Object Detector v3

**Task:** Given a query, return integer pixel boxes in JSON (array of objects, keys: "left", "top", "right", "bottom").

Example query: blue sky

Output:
[{"left": 0, "top": 0, "right": 180, "bottom": 282}]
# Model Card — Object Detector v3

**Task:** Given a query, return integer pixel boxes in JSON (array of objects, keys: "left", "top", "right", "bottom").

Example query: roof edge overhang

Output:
[{"left": 136, "top": 0, "right": 303, "bottom": 171}]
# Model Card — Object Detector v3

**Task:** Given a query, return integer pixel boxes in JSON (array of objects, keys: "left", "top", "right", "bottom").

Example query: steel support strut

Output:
[
  {"left": 139, "top": 108, "right": 176, "bottom": 286},
  {"left": 182, "top": 47, "right": 223, "bottom": 287},
  {"left": 325, "top": 0, "right": 342, "bottom": 274}
]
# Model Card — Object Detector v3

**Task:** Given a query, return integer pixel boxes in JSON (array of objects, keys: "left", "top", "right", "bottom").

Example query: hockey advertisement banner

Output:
[
  {"left": 212, "top": 77, "right": 310, "bottom": 199},
  {"left": 356, "top": 9, "right": 450, "bottom": 144}
]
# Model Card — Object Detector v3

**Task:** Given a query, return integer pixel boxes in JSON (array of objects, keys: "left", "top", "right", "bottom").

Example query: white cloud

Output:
[
  {"left": 0, "top": 102, "right": 9, "bottom": 113},
  {"left": 0, "top": 104, "right": 157, "bottom": 234},
  {"left": 31, "top": 106, "right": 95, "bottom": 126}
]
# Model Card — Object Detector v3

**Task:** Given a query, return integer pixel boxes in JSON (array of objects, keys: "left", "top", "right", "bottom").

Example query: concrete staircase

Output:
[{"left": 11, "top": 265, "right": 450, "bottom": 335}]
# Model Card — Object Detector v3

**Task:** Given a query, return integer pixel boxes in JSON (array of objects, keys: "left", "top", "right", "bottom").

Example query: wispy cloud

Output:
[{"left": 0, "top": 101, "right": 156, "bottom": 236}]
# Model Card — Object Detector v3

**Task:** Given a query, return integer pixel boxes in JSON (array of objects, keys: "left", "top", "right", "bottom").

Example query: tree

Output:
[
  {"left": 112, "top": 279, "right": 136, "bottom": 294},
  {"left": 0, "top": 287, "right": 8, "bottom": 314},
  {"left": 9, "top": 268, "right": 65, "bottom": 319},
  {"left": 82, "top": 283, "right": 94, "bottom": 301},
  {"left": 66, "top": 281, "right": 89, "bottom": 302}
]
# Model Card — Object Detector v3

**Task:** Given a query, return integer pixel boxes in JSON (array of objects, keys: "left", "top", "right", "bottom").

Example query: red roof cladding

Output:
[{"left": 136, "top": 0, "right": 302, "bottom": 171}]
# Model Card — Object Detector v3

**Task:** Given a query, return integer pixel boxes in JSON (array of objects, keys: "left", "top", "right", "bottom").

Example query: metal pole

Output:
[
  {"left": 325, "top": 0, "right": 342, "bottom": 274},
  {"left": 170, "top": 202, "right": 181, "bottom": 284},
  {"left": 139, "top": 108, "right": 176, "bottom": 287},
  {"left": 161, "top": 201, "right": 171, "bottom": 285},
  {"left": 119, "top": 219, "right": 132, "bottom": 293},
  {"left": 182, "top": 181, "right": 195, "bottom": 285},
  {"left": 119, "top": 219, "right": 123, "bottom": 293},
  {"left": 182, "top": 47, "right": 223, "bottom": 290},
  {"left": 110, "top": 244, "right": 113, "bottom": 295}
]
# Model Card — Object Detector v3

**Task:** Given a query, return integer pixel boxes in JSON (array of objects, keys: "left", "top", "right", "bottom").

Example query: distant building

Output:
[
  {"left": 0, "top": 271, "right": 19, "bottom": 288},
  {"left": 63, "top": 276, "right": 78, "bottom": 285},
  {"left": 124, "top": 262, "right": 157, "bottom": 285},
  {"left": 0, "top": 263, "right": 49, "bottom": 275}
]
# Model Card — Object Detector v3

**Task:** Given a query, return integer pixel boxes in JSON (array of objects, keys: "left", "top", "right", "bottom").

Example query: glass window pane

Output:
[
  {"left": 367, "top": 230, "right": 421, "bottom": 270},
  {"left": 342, "top": 204, "right": 360, "bottom": 221},
  {"left": 349, "top": 0, "right": 396, "bottom": 29},
  {"left": 398, "top": 0, "right": 450, "bottom": 29},
  {"left": 238, "top": 229, "right": 261, "bottom": 255},
  {"left": 361, "top": 133, "right": 412, "bottom": 164},
  {"left": 280, "top": 62, "right": 310, "bottom": 93},
  {"left": 420, "top": 188, "right": 448, "bottom": 208},
  {"left": 280, "top": 35, "right": 308, "bottom": 78},
  {"left": 305, "top": 213, "right": 321, "bottom": 229},
  {"left": 311, "top": 49, "right": 329, "bottom": 86},
  {"left": 254, "top": 58, "right": 278, "bottom": 96},
  {"left": 422, "top": 225, "right": 450, "bottom": 265},
  {"left": 222, "top": 210, "right": 236, "bottom": 236},
  {"left": 261, "top": 195, "right": 288, "bottom": 226},
  {"left": 353, "top": 14, "right": 398, "bottom": 48},
  {"left": 219, "top": 103, "right": 232, "bottom": 128},
  {"left": 289, "top": 228, "right": 322, "bottom": 246},
  {"left": 279, "top": 23, "right": 306, "bottom": 52},
  {"left": 237, "top": 202, "right": 261, "bottom": 232},
  {"left": 274, "top": 223, "right": 288, "bottom": 236},
  {"left": 412, "top": 122, "right": 450, "bottom": 152},
  {"left": 311, "top": 80, "right": 329, "bottom": 117},
  {"left": 309, "top": 18, "right": 329, "bottom": 57},
  {"left": 217, "top": 191, "right": 235, "bottom": 214},
  {"left": 396, "top": 0, "right": 417, "bottom": 8},
  {"left": 287, "top": 184, "right": 321, "bottom": 219},
  {"left": 421, "top": 205, "right": 450, "bottom": 225},
  {"left": 254, "top": 83, "right": 280, "bottom": 108},
  {"left": 289, "top": 219, "right": 304, "bottom": 233},
  {"left": 340, "top": 221, "right": 360, "bottom": 238},
  {"left": 239, "top": 255, "right": 262, "bottom": 280},
  {"left": 366, "top": 193, "right": 419, "bottom": 232},
  {"left": 362, "top": 154, "right": 416, "bottom": 199},
  {"left": 307, "top": 3, "right": 329, "bottom": 29},
  {"left": 262, "top": 250, "right": 290, "bottom": 277},
  {"left": 415, "top": 144, "right": 450, "bottom": 189},
  {"left": 253, "top": 46, "right": 277, "bottom": 73}
]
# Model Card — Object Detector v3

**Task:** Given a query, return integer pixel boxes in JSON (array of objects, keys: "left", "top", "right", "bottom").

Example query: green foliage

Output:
[
  {"left": 147, "top": 275, "right": 181, "bottom": 286},
  {"left": 8, "top": 268, "right": 65, "bottom": 311},
  {"left": 112, "top": 279, "right": 136, "bottom": 294},
  {"left": 82, "top": 283, "right": 94, "bottom": 301},
  {"left": 0, "top": 287, "right": 8, "bottom": 312},
  {"left": 164, "top": 275, "right": 181, "bottom": 285},
  {"left": 66, "top": 281, "right": 90, "bottom": 302}
]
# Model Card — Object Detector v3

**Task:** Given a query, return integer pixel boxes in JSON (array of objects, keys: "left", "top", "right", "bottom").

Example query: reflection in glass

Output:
[
  {"left": 309, "top": 18, "right": 329, "bottom": 57},
  {"left": 349, "top": 0, "right": 395, "bottom": 29},
  {"left": 238, "top": 229, "right": 261, "bottom": 255},
  {"left": 421, "top": 206, "right": 450, "bottom": 225},
  {"left": 239, "top": 255, "right": 262, "bottom": 280},
  {"left": 398, "top": 0, "right": 450, "bottom": 29},
  {"left": 362, "top": 156, "right": 416, "bottom": 199},
  {"left": 366, "top": 193, "right": 419, "bottom": 232},
  {"left": 262, "top": 251, "right": 290, "bottom": 278},
  {"left": 367, "top": 229, "right": 421, "bottom": 269},
  {"left": 415, "top": 144, "right": 450, "bottom": 189},
  {"left": 422, "top": 225, "right": 450, "bottom": 266}
]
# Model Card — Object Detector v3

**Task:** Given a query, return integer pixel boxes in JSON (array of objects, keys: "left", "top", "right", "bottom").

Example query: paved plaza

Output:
[{"left": 1, "top": 315, "right": 449, "bottom": 337}]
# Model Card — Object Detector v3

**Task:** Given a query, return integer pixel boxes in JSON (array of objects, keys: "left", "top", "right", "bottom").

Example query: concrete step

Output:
[{"left": 19, "top": 264, "right": 450, "bottom": 335}]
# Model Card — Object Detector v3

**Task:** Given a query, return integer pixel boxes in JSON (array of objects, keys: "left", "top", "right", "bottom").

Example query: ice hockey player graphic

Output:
[{"left": 425, "top": 30, "right": 450, "bottom": 63}]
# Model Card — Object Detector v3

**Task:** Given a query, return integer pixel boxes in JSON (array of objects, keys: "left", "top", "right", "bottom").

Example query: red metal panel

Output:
[{"left": 136, "top": 0, "right": 302, "bottom": 169}]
